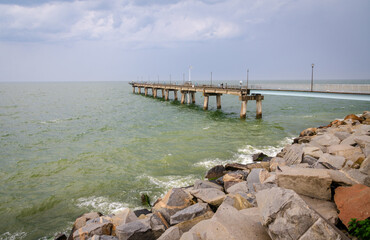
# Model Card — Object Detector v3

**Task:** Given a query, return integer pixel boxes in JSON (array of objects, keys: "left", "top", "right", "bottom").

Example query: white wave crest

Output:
[
  {"left": 75, "top": 196, "right": 129, "bottom": 214},
  {"left": 138, "top": 174, "right": 197, "bottom": 189},
  {"left": 0, "top": 232, "right": 27, "bottom": 240}
]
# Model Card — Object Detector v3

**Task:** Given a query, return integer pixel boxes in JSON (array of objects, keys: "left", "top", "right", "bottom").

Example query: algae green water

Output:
[{"left": 0, "top": 81, "right": 369, "bottom": 239}]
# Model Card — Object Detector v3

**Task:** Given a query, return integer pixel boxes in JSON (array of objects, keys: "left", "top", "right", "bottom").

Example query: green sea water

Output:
[{"left": 0, "top": 81, "right": 369, "bottom": 239}]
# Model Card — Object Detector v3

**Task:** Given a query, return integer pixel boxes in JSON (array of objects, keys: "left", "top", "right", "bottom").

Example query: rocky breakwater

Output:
[{"left": 57, "top": 112, "right": 370, "bottom": 240}]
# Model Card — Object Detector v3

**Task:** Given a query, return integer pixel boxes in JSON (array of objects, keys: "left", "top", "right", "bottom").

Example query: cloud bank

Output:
[{"left": 0, "top": 0, "right": 290, "bottom": 46}]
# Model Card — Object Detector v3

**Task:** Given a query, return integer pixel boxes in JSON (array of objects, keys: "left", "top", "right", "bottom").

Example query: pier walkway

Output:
[{"left": 129, "top": 82, "right": 264, "bottom": 118}]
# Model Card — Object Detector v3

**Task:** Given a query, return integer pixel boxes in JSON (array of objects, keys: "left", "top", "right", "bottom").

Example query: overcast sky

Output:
[{"left": 0, "top": 0, "right": 369, "bottom": 82}]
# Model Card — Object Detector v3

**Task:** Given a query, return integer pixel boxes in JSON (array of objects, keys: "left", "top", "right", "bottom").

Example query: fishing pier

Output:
[{"left": 129, "top": 82, "right": 264, "bottom": 118}]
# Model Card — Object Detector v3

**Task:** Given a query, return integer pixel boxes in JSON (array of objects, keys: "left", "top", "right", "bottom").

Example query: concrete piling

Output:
[
  {"left": 203, "top": 95, "right": 209, "bottom": 110},
  {"left": 165, "top": 90, "right": 169, "bottom": 101},
  {"left": 240, "top": 100, "right": 248, "bottom": 118},
  {"left": 256, "top": 94, "right": 262, "bottom": 119},
  {"left": 216, "top": 94, "right": 221, "bottom": 109}
]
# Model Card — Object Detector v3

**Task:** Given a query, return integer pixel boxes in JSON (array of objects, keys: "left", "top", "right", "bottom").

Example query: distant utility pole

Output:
[
  {"left": 211, "top": 72, "right": 212, "bottom": 86},
  {"left": 246, "top": 69, "right": 249, "bottom": 89},
  {"left": 311, "top": 63, "right": 315, "bottom": 92}
]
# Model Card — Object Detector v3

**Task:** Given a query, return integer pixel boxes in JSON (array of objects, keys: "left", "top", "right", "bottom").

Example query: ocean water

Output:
[{"left": 0, "top": 81, "right": 369, "bottom": 239}]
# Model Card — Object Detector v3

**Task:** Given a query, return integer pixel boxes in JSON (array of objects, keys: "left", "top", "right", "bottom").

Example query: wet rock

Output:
[
  {"left": 252, "top": 152, "right": 270, "bottom": 162},
  {"left": 170, "top": 203, "right": 211, "bottom": 225},
  {"left": 334, "top": 184, "right": 370, "bottom": 227},
  {"left": 300, "top": 127, "right": 317, "bottom": 137},
  {"left": 328, "top": 144, "right": 365, "bottom": 164},
  {"left": 344, "top": 114, "right": 363, "bottom": 123},
  {"left": 157, "top": 226, "right": 182, "bottom": 240},
  {"left": 133, "top": 209, "right": 151, "bottom": 217},
  {"left": 224, "top": 163, "right": 249, "bottom": 171},
  {"left": 152, "top": 188, "right": 195, "bottom": 223},
  {"left": 277, "top": 166, "right": 332, "bottom": 200},
  {"left": 205, "top": 165, "right": 226, "bottom": 180},
  {"left": 190, "top": 188, "right": 225, "bottom": 206},
  {"left": 282, "top": 144, "right": 303, "bottom": 165},
  {"left": 318, "top": 153, "right": 346, "bottom": 170},
  {"left": 300, "top": 195, "right": 338, "bottom": 225},
  {"left": 54, "top": 233, "right": 67, "bottom": 240},
  {"left": 73, "top": 222, "right": 113, "bottom": 240},
  {"left": 193, "top": 180, "right": 223, "bottom": 192},
  {"left": 256, "top": 187, "right": 345, "bottom": 240}
]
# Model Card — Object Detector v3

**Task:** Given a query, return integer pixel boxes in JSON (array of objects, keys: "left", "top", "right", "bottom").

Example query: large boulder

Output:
[
  {"left": 282, "top": 144, "right": 303, "bottom": 165},
  {"left": 180, "top": 204, "right": 270, "bottom": 240},
  {"left": 73, "top": 222, "right": 113, "bottom": 240},
  {"left": 152, "top": 188, "right": 195, "bottom": 223},
  {"left": 303, "top": 146, "right": 323, "bottom": 159},
  {"left": 344, "top": 114, "right": 363, "bottom": 123},
  {"left": 205, "top": 165, "right": 226, "bottom": 180},
  {"left": 334, "top": 184, "right": 370, "bottom": 227},
  {"left": 190, "top": 188, "right": 225, "bottom": 206},
  {"left": 221, "top": 193, "right": 253, "bottom": 210},
  {"left": 193, "top": 180, "right": 223, "bottom": 192},
  {"left": 90, "top": 236, "right": 118, "bottom": 240},
  {"left": 246, "top": 168, "right": 266, "bottom": 193},
  {"left": 300, "top": 195, "right": 338, "bottom": 225},
  {"left": 68, "top": 212, "right": 102, "bottom": 240},
  {"left": 269, "top": 157, "right": 286, "bottom": 171},
  {"left": 157, "top": 226, "right": 182, "bottom": 240},
  {"left": 341, "top": 167, "right": 370, "bottom": 186},
  {"left": 360, "top": 156, "right": 370, "bottom": 175},
  {"left": 222, "top": 171, "right": 246, "bottom": 191},
  {"left": 256, "top": 187, "right": 346, "bottom": 240},
  {"left": 310, "top": 133, "right": 341, "bottom": 150},
  {"left": 317, "top": 153, "right": 346, "bottom": 170},
  {"left": 328, "top": 144, "right": 365, "bottom": 164},
  {"left": 175, "top": 210, "right": 214, "bottom": 233},
  {"left": 170, "top": 203, "right": 211, "bottom": 225},
  {"left": 225, "top": 181, "right": 248, "bottom": 194},
  {"left": 276, "top": 166, "right": 332, "bottom": 200}
]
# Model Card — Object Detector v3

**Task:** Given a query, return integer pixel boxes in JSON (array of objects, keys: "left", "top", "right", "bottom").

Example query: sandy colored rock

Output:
[
  {"left": 360, "top": 156, "right": 370, "bottom": 175},
  {"left": 300, "top": 127, "right": 317, "bottom": 137},
  {"left": 223, "top": 172, "right": 245, "bottom": 191},
  {"left": 311, "top": 133, "right": 341, "bottom": 148},
  {"left": 344, "top": 114, "right": 363, "bottom": 123},
  {"left": 157, "top": 226, "right": 182, "bottom": 240},
  {"left": 175, "top": 210, "right": 214, "bottom": 233},
  {"left": 170, "top": 203, "right": 211, "bottom": 225},
  {"left": 221, "top": 193, "right": 253, "bottom": 210},
  {"left": 328, "top": 144, "right": 365, "bottom": 164},
  {"left": 193, "top": 180, "right": 223, "bottom": 192},
  {"left": 303, "top": 146, "right": 323, "bottom": 159},
  {"left": 277, "top": 166, "right": 332, "bottom": 200},
  {"left": 300, "top": 195, "right": 338, "bottom": 224},
  {"left": 190, "top": 188, "right": 225, "bottom": 206},
  {"left": 269, "top": 157, "right": 286, "bottom": 171},
  {"left": 334, "top": 184, "right": 370, "bottom": 227},
  {"left": 282, "top": 144, "right": 303, "bottom": 165},
  {"left": 318, "top": 153, "right": 346, "bottom": 170},
  {"left": 73, "top": 222, "right": 112, "bottom": 240},
  {"left": 225, "top": 181, "right": 248, "bottom": 194},
  {"left": 205, "top": 165, "right": 226, "bottom": 180}
]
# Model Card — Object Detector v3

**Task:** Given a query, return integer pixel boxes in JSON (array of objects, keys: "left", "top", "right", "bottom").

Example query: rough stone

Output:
[
  {"left": 133, "top": 209, "right": 151, "bottom": 217},
  {"left": 282, "top": 144, "right": 303, "bottom": 165},
  {"left": 328, "top": 144, "right": 365, "bottom": 164},
  {"left": 354, "top": 135, "right": 370, "bottom": 148},
  {"left": 205, "top": 165, "right": 226, "bottom": 180},
  {"left": 342, "top": 167, "right": 370, "bottom": 186},
  {"left": 180, "top": 204, "right": 270, "bottom": 240},
  {"left": 54, "top": 233, "right": 67, "bottom": 240},
  {"left": 73, "top": 222, "right": 113, "bottom": 240},
  {"left": 224, "top": 163, "right": 249, "bottom": 171},
  {"left": 221, "top": 193, "right": 253, "bottom": 210},
  {"left": 325, "top": 170, "right": 358, "bottom": 186},
  {"left": 68, "top": 212, "right": 102, "bottom": 240},
  {"left": 344, "top": 114, "right": 363, "bottom": 123},
  {"left": 175, "top": 210, "right": 214, "bottom": 233},
  {"left": 193, "top": 180, "right": 223, "bottom": 192},
  {"left": 170, "top": 203, "right": 211, "bottom": 225},
  {"left": 311, "top": 133, "right": 341, "bottom": 149},
  {"left": 318, "top": 153, "right": 346, "bottom": 170},
  {"left": 190, "top": 188, "right": 225, "bottom": 206},
  {"left": 222, "top": 172, "right": 245, "bottom": 191},
  {"left": 334, "top": 131, "right": 351, "bottom": 141},
  {"left": 90, "top": 235, "right": 118, "bottom": 240},
  {"left": 269, "top": 157, "right": 286, "bottom": 171},
  {"left": 300, "top": 195, "right": 338, "bottom": 225},
  {"left": 360, "top": 156, "right": 370, "bottom": 175},
  {"left": 245, "top": 162, "right": 270, "bottom": 171},
  {"left": 299, "top": 218, "right": 343, "bottom": 240},
  {"left": 116, "top": 218, "right": 155, "bottom": 240},
  {"left": 277, "top": 166, "right": 332, "bottom": 200},
  {"left": 256, "top": 187, "right": 345, "bottom": 240},
  {"left": 300, "top": 127, "right": 317, "bottom": 137},
  {"left": 152, "top": 188, "right": 195, "bottom": 224},
  {"left": 157, "top": 226, "right": 182, "bottom": 240},
  {"left": 334, "top": 184, "right": 370, "bottom": 227},
  {"left": 252, "top": 152, "right": 270, "bottom": 162},
  {"left": 225, "top": 181, "right": 248, "bottom": 194},
  {"left": 302, "top": 155, "right": 318, "bottom": 165},
  {"left": 246, "top": 168, "right": 264, "bottom": 193},
  {"left": 303, "top": 146, "right": 324, "bottom": 159}
]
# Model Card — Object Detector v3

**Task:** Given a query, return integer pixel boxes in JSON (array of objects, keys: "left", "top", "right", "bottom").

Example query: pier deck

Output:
[{"left": 129, "top": 82, "right": 264, "bottom": 118}]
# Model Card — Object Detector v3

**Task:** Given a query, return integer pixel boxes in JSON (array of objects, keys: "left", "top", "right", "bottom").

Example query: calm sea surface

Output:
[{"left": 0, "top": 81, "right": 369, "bottom": 239}]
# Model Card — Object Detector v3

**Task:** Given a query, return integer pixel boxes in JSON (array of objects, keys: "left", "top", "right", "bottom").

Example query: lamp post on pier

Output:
[{"left": 311, "top": 63, "right": 315, "bottom": 92}]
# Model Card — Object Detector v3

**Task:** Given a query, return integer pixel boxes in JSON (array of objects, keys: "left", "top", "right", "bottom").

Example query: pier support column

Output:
[
  {"left": 153, "top": 89, "right": 157, "bottom": 98},
  {"left": 216, "top": 94, "right": 221, "bottom": 109},
  {"left": 132, "top": 87, "right": 135, "bottom": 93},
  {"left": 191, "top": 92, "right": 195, "bottom": 104},
  {"left": 181, "top": 92, "right": 186, "bottom": 104},
  {"left": 174, "top": 91, "right": 178, "bottom": 101},
  {"left": 203, "top": 95, "right": 209, "bottom": 110},
  {"left": 187, "top": 92, "right": 191, "bottom": 104},
  {"left": 165, "top": 90, "right": 169, "bottom": 101},
  {"left": 144, "top": 88, "right": 148, "bottom": 96},
  {"left": 161, "top": 89, "right": 165, "bottom": 98},
  {"left": 138, "top": 87, "right": 141, "bottom": 94},
  {"left": 256, "top": 94, "right": 262, "bottom": 119},
  {"left": 240, "top": 100, "right": 248, "bottom": 118}
]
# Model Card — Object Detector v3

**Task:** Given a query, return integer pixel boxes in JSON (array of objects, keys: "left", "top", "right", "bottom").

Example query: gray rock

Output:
[
  {"left": 256, "top": 187, "right": 346, "bottom": 240},
  {"left": 311, "top": 133, "right": 341, "bottom": 148},
  {"left": 303, "top": 146, "right": 323, "bottom": 159},
  {"left": 225, "top": 181, "right": 248, "bottom": 194},
  {"left": 170, "top": 203, "right": 211, "bottom": 225},
  {"left": 302, "top": 155, "right": 318, "bottom": 165},
  {"left": 276, "top": 166, "right": 332, "bottom": 200},
  {"left": 269, "top": 157, "right": 286, "bottom": 171},
  {"left": 152, "top": 188, "right": 194, "bottom": 223},
  {"left": 157, "top": 226, "right": 182, "bottom": 240},
  {"left": 222, "top": 172, "right": 245, "bottom": 191},
  {"left": 180, "top": 204, "right": 270, "bottom": 240},
  {"left": 299, "top": 218, "right": 344, "bottom": 240},
  {"left": 221, "top": 193, "right": 253, "bottom": 210},
  {"left": 334, "top": 131, "right": 351, "bottom": 141},
  {"left": 253, "top": 183, "right": 277, "bottom": 192},
  {"left": 193, "top": 180, "right": 223, "bottom": 192},
  {"left": 360, "top": 156, "right": 370, "bottom": 175},
  {"left": 90, "top": 235, "right": 118, "bottom": 240},
  {"left": 325, "top": 169, "right": 358, "bottom": 186},
  {"left": 328, "top": 144, "right": 365, "bottom": 164},
  {"left": 190, "top": 188, "right": 225, "bottom": 206},
  {"left": 246, "top": 168, "right": 264, "bottom": 193},
  {"left": 354, "top": 135, "right": 370, "bottom": 148},
  {"left": 116, "top": 218, "right": 155, "bottom": 240},
  {"left": 318, "top": 153, "right": 346, "bottom": 170},
  {"left": 68, "top": 212, "right": 102, "bottom": 240},
  {"left": 340, "top": 135, "right": 357, "bottom": 145},
  {"left": 283, "top": 144, "right": 303, "bottom": 165},
  {"left": 342, "top": 167, "right": 370, "bottom": 186},
  {"left": 205, "top": 165, "right": 226, "bottom": 180},
  {"left": 73, "top": 222, "right": 113, "bottom": 240},
  {"left": 86, "top": 216, "right": 113, "bottom": 225},
  {"left": 175, "top": 210, "right": 214, "bottom": 233},
  {"left": 300, "top": 195, "right": 338, "bottom": 225}
]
